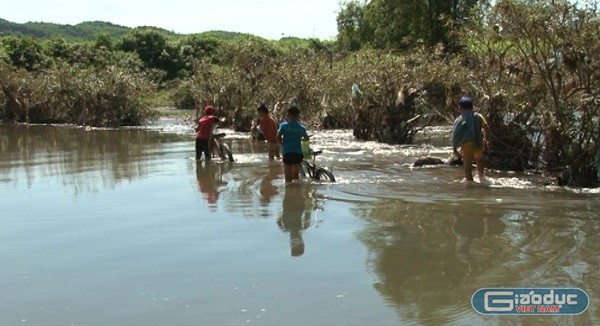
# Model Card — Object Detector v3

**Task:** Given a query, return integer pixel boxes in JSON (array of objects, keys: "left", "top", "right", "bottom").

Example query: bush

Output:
[
  {"left": 1, "top": 36, "right": 49, "bottom": 71},
  {"left": 332, "top": 48, "right": 467, "bottom": 143},
  {"left": 171, "top": 81, "right": 197, "bottom": 110},
  {"left": 0, "top": 61, "right": 156, "bottom": 127}
]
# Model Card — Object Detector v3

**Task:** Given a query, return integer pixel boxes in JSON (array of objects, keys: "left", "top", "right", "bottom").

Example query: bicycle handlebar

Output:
[{"left": 213, "top": 133, "right": 226, "bottom": 139}]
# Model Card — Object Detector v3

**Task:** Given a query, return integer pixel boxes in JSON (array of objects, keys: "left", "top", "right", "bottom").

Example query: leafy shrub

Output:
[
  {"left": 171, "top": 80, "right": 197, "bottom": 110},
  {"left": 0, "top": 61, "right": 156, "bottom": 127},
  {"left": 1, "top": 36, "right": 49, "bottom": 71}
]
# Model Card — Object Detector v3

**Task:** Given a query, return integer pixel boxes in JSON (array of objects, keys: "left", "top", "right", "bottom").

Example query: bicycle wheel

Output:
[
  {"left": 302, "top": 161, "right": 313, "bottom": 179},
  {"left": 315, "top": 168, "right": 335, "bottom": 182},
  {"left": 299, "top": 161, "right": 308, "bottom": 178},
  {"left": 210, "top": 140, "right": 221, "bottom": 159},
  {"left": 220, "top": 143, "right": 234, "bottom": 162}
]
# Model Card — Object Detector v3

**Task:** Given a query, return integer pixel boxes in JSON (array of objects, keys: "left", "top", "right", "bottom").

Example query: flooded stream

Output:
[{"left": 1, "top": 121, "right": 598, "bottom": 325}]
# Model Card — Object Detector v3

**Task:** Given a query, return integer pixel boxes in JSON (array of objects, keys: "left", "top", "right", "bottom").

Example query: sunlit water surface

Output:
[{"left": 1, "top": 121, "right": 598, "bottom": 325}]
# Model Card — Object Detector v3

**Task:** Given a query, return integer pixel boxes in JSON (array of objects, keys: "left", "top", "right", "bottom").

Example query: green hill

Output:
[
  {"left": 0, "top": 18, "right": 48, "bottom": 37},
  {"left": 0, "top": 18, "right": 307, "bottom": 44},
  {"left": 0, "top": 18, "right": 175, "bottom": 40},
  {"left": 191, "top": 30, "right": 247, "bottom": 40}
]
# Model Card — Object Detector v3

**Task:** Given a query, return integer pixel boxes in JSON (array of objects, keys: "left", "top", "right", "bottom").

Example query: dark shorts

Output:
[
  {"left": 283, "top": 153, "right": 304, "bottom": 165},
  {"left": 196, "top": 139, "right": 211, "bottom": 160}
]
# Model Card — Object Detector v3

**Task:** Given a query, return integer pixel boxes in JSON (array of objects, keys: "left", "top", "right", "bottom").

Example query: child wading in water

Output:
[
  {"left": 277, "top": 106, "right": 309, "bottom": 183},
  {"left": 256, "top": 104, "right": 281, "bottom": 161},
  {"left": 195, "top": 105, "right": 220, "bottom": 161},
  {"left": 452, "top": 96, "right": 492, "bottom": 182}
]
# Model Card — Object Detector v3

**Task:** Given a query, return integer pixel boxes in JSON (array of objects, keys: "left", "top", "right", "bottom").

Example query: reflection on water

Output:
[
  {"left": 356, "top": 190, "right": 600, "bottom": 325},
  {"left": 195, "top": 161, "right": 230, "bottom": 210},
  {"left": 277, "top": 184, "right": 315, "bottom": 257},
  {"left": 260, "top": 163, "right": 281, "bottom": 205},
  {"left": 1, "top": 124, "right": 599, "bottom": 325},
  {"left": 452, "top": 215, "right": 506, "bottom": 263},
  {"left": 0, "top": 124, "right": 185, "bottom": 192}
]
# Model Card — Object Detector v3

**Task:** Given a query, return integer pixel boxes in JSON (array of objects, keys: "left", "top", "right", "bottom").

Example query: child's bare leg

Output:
[
  {"left": 463, "top": 157, "right": 474, "bottom": 181},
  {"left": 475, "top": 158, "right": 486, "bottom": 181},
  {"left": 271, "top": 144, "right": 281, "bottom": 160},
  {"left": 291, "top": 164, "right": 300, "bottom": 180},
  {"left": 284, "top": 165, "right": 293, "bottom": 183}
]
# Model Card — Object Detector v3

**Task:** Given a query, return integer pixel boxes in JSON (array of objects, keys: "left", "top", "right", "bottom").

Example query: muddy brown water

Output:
[{"left": 1, "top": 122, "right": 598, "bottom": 325}]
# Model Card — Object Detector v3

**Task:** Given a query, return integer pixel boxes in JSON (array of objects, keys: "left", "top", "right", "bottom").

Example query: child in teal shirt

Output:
[{"left": 277, "top": 106, "right": 309, "bottom": 183}]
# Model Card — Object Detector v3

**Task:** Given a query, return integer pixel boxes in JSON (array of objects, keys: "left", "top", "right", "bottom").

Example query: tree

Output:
[
  {"left": 181, "top": 34, "right": 224, "bottom": 65},
  {"left": 1, "top": 36, "right": 48, "bottom": 71},
  {"left": 118, "top": 29, "right": 185, "bottom": 80},
  {"left": 94, "top": 32, "right": 114, "bottom": 50},
  {"left": 337, "top": 0, "right": 482, "bottom": 50},
  {"left": 336, "top": 0, "right": 371, "bottom": 51}
]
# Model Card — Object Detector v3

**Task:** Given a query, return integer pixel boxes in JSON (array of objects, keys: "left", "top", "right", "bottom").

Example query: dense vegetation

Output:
[
  {"left": 464, "top": 0, "right": 600, "bottom": 187},
  {"left": 336, "top": 0, "right": 480, "bottom": 50},
  {"left": 0, "top": 0, "right": 599, "bottom": 187}
]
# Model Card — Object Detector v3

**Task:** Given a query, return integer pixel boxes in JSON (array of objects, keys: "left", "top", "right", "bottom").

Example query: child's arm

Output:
[
  {"left": 277, "top": 124, "right": 285, "bottom": 145},
  {"left": 453, "top": 147, "right": 462, "bottom": 159},
  {"left": 210, "top": 117, "right": 219, "bottom": 138},
  {"left": 480, "top": 115, "right": 492, "bottom": 148}
]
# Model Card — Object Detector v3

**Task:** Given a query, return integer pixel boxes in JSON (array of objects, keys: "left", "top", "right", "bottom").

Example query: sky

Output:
[{"left": 1, "top": 0, "right": 342, "bottom": 40}]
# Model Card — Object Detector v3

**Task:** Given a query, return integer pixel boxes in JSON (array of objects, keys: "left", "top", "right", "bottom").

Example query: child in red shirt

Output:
[
  {"left": 195, "top": 105, "right": 219, "bottom": 160},
  {"left": 257, "top": 104, "right": 281, "bottom": 161}
]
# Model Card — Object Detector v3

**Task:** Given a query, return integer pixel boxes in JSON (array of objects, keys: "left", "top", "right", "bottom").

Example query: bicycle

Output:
[
  {"left": 300, "top": 149, "right": 335, "bottom": 182},
  {"left": 211, "top": 132, "right": 234, "bottom": 162}
]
